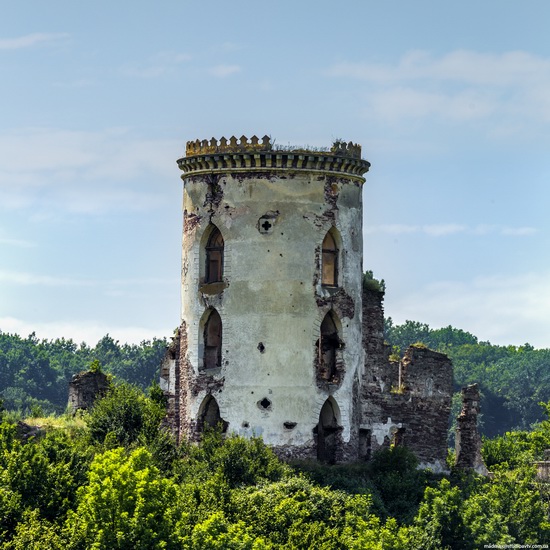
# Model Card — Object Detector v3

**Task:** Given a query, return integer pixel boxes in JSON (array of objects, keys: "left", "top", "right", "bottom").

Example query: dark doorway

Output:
[{"left": 316, "top": 398, "right": 341, "bottom": 463}]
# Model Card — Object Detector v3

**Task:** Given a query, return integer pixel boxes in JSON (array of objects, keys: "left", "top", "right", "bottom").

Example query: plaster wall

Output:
[{"left": 180, "top": 171, "right": 364, "bottom": 448}]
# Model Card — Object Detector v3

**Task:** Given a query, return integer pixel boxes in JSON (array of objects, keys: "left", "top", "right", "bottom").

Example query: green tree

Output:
[{"left": 66, "top": 447, "right": 181, "bottom": 550}]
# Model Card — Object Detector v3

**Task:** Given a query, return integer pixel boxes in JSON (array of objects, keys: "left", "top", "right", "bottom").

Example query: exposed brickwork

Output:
[
  {"left": 67, "top": 371, "right": 110, "bottom": 412},
  {"left": 360, "top": 289, "right": 453, "bottom": 470},
  {"left": 455, "top": 384, "right": 488, "bottom": 475}
]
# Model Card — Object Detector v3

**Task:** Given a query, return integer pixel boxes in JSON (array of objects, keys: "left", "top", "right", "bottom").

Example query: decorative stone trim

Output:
[{"left": 179, "top": 135, "right": 370, "bottom": 181}]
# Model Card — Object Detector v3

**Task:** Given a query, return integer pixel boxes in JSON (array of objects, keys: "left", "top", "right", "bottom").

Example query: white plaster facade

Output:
[{"left": 175, "top": 136, "right": 370, "bottom": 459}]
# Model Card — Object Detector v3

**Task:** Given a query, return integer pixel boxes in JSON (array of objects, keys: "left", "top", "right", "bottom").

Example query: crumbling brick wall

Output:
[
  {"left": 361, "top": 288, "right": 453, "bottom": 471},
  {"left": 68, "top": 370, "right": 110, "bottom": 412},
  {"left": 455, "top": 383, "right": 488, "bottom": 475}
]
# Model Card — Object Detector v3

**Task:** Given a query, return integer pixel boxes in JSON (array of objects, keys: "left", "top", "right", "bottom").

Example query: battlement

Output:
[
  {"left": 185, "top": 135, "right": 363, "bottom": 160},
  {"left": 180, "top": 135, "right": 369, "bottom": 180}
]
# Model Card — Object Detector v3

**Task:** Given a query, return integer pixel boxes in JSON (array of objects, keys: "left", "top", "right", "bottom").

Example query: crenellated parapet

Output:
[
  {"left": 186, "top": 135, "right": 272, "bottom": 157},
  {"left": 179, "top": 135, "right": 370, "bottom": 181}
]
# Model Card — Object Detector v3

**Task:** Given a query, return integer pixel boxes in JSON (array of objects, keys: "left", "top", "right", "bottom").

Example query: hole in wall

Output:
[
  {"left": 258, "top": 398, "right": 272, "bottom": 410},
  {"left": 284, "top": 422, "right": 297, "bottom": 430},
  {"left": 257, "top": 342, "right": 265, "bottom": 353},
  {"left": 242, "top": 421, "right": 250, "bottom": 428}
]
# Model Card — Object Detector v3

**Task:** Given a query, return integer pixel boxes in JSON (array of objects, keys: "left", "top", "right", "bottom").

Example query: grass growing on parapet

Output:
[
  {"left": 411, "top": 342, "right": 428, "bottom": 349},
  {"left": 363, "top": 270, "right": 386, "bottom": 293}
]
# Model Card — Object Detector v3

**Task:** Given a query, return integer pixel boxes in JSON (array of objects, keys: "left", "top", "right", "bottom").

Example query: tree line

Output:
[{"left": 0, "top": 331, "right": 167, "bottom": 416}]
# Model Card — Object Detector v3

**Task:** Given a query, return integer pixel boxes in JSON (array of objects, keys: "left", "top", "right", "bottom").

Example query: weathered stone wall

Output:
[
  {"left": 166, "top": 136, "right": 454, "bottom": 468},
  {"left": 179, "top": 169, "right": 364, "bottom": 453},
  {"left": 455, "top": 384, "right": 488, "bottom": 475},
  {"left": 67, "top": 371, "right": 110, "bottom": 412},
  {"left": 360, "top": 289, "right": 453, "bottom": 471}
]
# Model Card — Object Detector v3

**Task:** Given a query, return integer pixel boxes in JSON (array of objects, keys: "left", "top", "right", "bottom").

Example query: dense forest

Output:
[
  {"left": 2, "top": 318, "right": 550, "bottom": 437},
  {"left": 0, "top": 331, "right": 167, "bottom": 416},
  {"left": 0, "top": 382, "right": 549, "bottom": 548}
]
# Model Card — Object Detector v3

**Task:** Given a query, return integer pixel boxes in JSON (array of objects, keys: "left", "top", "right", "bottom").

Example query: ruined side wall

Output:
[
  {"left": 455, "top": 384, "right": 488, "bottom": 475},
  {"left": 361, "top": 289, "right": 453, "bottom": 471}
]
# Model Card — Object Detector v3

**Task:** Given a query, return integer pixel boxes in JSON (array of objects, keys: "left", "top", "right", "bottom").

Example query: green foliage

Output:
[
  {"left": 0, "top": 331, "right": 168, "bottom": 415},
  {"left": 412, "top": 478, "right": 474, "bottom": 549},
  {"left": 66, "top": 447, "right": 181, "bottom": 549},
  {"left": 176, "top": 428, "right": 288, "bottom": 489},
  {"left": 3, "top": 508, "right": 65, "bottom": 550},
  {"left": 86, "top": 382, "right": 161, "bottom": 446},
  {"left": 363, "top": 270, "right": 386, "bottom": 293}
]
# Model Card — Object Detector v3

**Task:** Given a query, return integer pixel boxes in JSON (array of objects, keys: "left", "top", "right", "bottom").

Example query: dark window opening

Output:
[
  {"left": 205, "top": 227, "right": 224, "bottom": 283},
  {"left": 316, "top": 398, "right": 341, "bottom": 464},
  {"left": 359, "top": 428, "right": 372, "bottom": 460},
  {"left": 198, "top": 395, "right": 227, "bottom": 434},
  {"left": 391, "top": 427, "right": 406, "bottom": 448},
  {"left": 321, "top": 231, "right": 338, "bottom": 286},
  {"left": 203, "top": 309, "right": 222, "bottom": 370},
  {"left": 316, "top": 313, "right": 341, "bottom": 382}
]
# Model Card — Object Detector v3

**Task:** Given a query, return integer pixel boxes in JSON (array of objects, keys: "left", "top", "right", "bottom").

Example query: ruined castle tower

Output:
[
  {"left": 161, "top": 134, "right": 453, "bottom": 467},
  {"left": 162, "top": 135, "right": 370, "bottom": 461}
]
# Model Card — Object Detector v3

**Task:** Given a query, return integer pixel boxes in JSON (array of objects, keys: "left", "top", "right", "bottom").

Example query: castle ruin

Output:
[{"left": 161, "top": 135, "right": 452, "bottom": 469}]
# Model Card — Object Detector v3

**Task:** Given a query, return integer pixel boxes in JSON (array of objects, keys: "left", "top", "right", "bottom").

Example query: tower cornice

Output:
[{"left": 178, "top": 135, "right": 371, "bottom": 182}]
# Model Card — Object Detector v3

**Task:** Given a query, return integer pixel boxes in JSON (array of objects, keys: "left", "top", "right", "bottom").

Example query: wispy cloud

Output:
[
  {"left": 0, "top": 235, "right": 35, "bottom": 248},
  {"left": 0, "top": 33, "right": 69, "bottom": 50},
  {"left": 325, "top": 50, "right": 550, "bottom": 127},
  {"left": 387, "top": 271, "right": 550, "bottom": 348},
  {"left": 208, "top": 64, "right": 241, "bottom": 78},
  {"left": 122, "top": 51, "right": 192, "bottom": 78},
  {"left": 365, "top": 224, "right": 537, "bottom": 237},
  {"left": 0, "top": 127, "right": 181, "bottom": 214},
  {"left": 0, "top": 269, "right": 176, "bottom": 288}
]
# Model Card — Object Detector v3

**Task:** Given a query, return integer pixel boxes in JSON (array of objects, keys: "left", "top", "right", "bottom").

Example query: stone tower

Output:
[{"left": 162, "top": 135, "right": 371, "bottom": 461}]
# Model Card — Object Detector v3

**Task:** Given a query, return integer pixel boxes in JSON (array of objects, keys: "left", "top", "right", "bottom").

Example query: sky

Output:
[{"left": 1, "top": 1, "right": 550, "bottom": 348}]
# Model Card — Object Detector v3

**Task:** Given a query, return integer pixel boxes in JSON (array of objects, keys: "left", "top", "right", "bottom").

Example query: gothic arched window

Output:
[
  {"left": 203, "top": 309, "right": 222, "bottom": 370},
  {"left": 318, "top": 312, "right": 340, "bottom": 381},
  {"left": 321, "top": 231, "right": 338, "bottom": 287},
  {"left": 205, "top": 227, "right": 224, "bottom": 283}
]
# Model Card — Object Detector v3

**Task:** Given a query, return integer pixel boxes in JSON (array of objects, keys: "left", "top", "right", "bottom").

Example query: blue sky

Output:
[{"left": 1, "top": 1, "right": 550, "bottom": 348}]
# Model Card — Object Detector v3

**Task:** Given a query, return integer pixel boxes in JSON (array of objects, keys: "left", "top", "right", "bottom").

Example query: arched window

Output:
[
  {"left": 321, "top": 231, "right": 338, "bottom": 286},
  {"left": 197, "top": 395, "right": 227, "bottom": 433},
  {"left": 203, "top": 309, "right": 222, "bottom": 370},
  {"left": 205, "top": 227, "right": 224, "bottom": 283},
  {"left": 317, "top": 312, "right": 340, "bottom": 381},
  {"left": 316, "top": 397, "right": 341, "bottom": 463}
]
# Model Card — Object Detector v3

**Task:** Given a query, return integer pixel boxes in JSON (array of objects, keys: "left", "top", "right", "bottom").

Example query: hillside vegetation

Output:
[
  {"left": 0, "top": 331, "right": 167, "bottom": 416},
  {"left": 0, "top": 382, "right": 549, "bottom": 548},
  {"left": 385, "top": 319, "right": 550, "bottom": 436}
]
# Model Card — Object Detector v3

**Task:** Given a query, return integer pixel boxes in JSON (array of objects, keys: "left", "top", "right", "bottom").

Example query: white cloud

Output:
[
  {"left": 208, "top": 64, "right": 241, "bottom": 78},
  {"left": 0, "top": 127, "right": 181, "bottom": 214},
  {"left": 0, "top": 33, "right": 69, "bottom": 50},
  {"left": 326, "top": 50, "right": 550, "bottom": 126},
  {"left": 0, "top": 269, "right": 176, "bottom": 288},
  {"left": 386, "top": 271, "right": 550, "bottom": 348},
  {"left": 0, "top": 269, "right": 95, "bottom": 287},
  {"left": 0, "top": 235, "right": 35, "bottom": 248}
]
